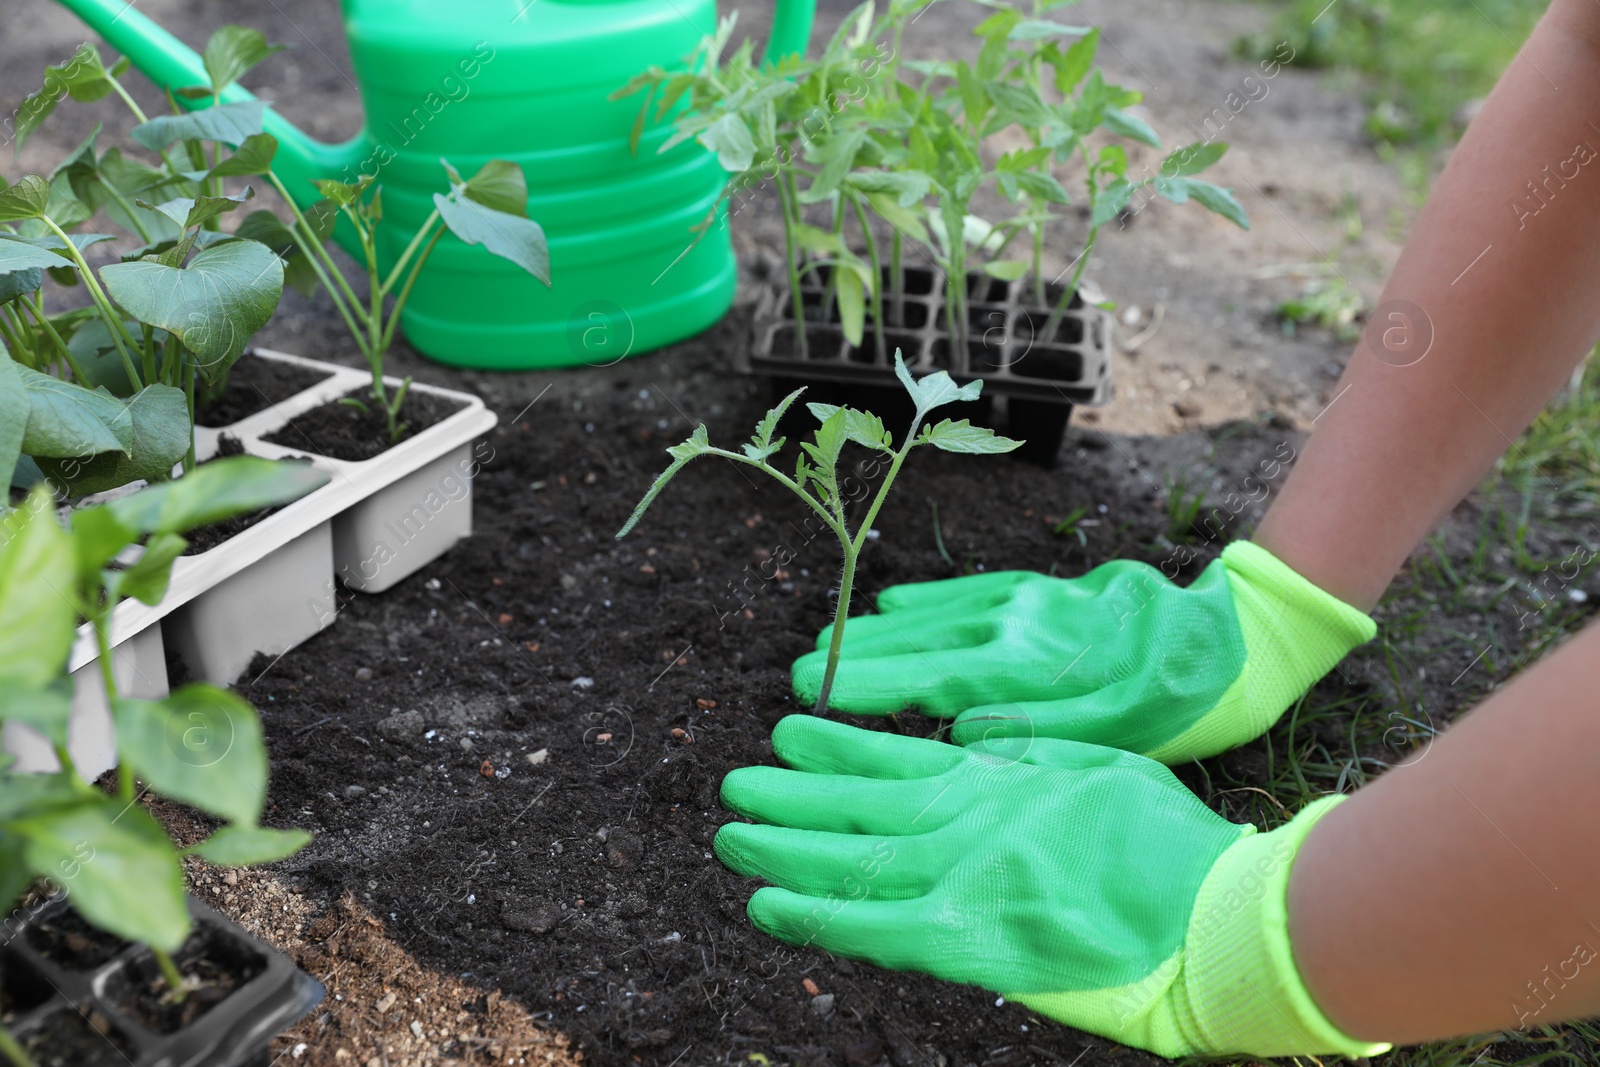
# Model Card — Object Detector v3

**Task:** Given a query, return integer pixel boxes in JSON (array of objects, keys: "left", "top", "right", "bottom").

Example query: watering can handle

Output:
[{"left": 764, "top": 0, "right": 816, "bottom": 64}]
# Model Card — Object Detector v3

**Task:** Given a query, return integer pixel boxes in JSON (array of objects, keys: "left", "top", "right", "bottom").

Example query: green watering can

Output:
[{"left": 53, "top": 0, "right": 815, "bottom": 369}]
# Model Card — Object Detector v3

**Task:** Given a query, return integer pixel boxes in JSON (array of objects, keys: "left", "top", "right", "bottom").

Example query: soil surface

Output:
[
  {"left": 17, "top": 1007, "right": 135, "bottom": 1067},
  {"left": 111, "top": 924, "right": 266, "bottom": 1033},
  {"left": 264, "top": 388, "right": 465, "bottom": 462},
  {"left": 196, "top": 353, "right": 335, "bottom": 429},
  {"left": 5, "top": 2, "right": 1560, "bottom": 1067},
  {"left": 23, "top": 908, "right": 130, "bottom": 972}
]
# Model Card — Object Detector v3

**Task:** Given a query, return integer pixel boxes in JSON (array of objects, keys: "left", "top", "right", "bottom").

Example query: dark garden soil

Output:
[
  {"left": 262, "top": 389, "right": 465, "bottom": 462},
  {"left": 109, "top": 924, "right": 265, "bottom": 1033},
  {"left": 23, "top": 908, "right": 129, "bottom": 971},
  {"left": 206, "top": 301, "right": 1567, "bottom": 1067},
  {"left": 195, "top": 352, "right": 334, "bottom": 428},
  {"left": 180, "top": 437, "right": 314, "bottom": 557},
  {"left": 17, "top": 1008, "right": 135, "bottom": 1067}
]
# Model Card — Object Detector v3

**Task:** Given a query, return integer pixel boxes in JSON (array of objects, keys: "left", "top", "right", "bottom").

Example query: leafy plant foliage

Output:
[{"left": 618, "top": 352, "right": 1019, "bottom": 711}]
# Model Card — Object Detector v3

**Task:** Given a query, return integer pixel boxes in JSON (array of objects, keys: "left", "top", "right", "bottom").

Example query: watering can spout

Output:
[{"left": 52, "top": 0, "right": 365, "bottom": 202}]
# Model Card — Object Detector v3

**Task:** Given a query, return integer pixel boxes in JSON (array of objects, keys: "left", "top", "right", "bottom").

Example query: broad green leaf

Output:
[
  {"left": 113, "top": 684, "right": 266, "bottom": 825},
  {"left": 1091, "top": 177, "right": 1137, "bottom": 228},
  {"left": 13, "top": 800, "right": 190, "bottom": 952},
  {"left": 106, "top": 454, "right": 328, "bottom": 536},
  {"left": 805, "top": 404, "right": 892, "bottom": 452},
  {"left": 1054, "top": 28, "right": 1099, "bottom": 93},
  {"left": 100, "top": 237, "right": 284, "bottom": 377},
  {"left": 616, "top": 425, "right": 712, "bottom": 537},
  {"left": 0, "top": 267, "right": 43, "bottom": 305},
  {"left": 37, "top": 384, "right": 189, "bottom": 497},
  {"left": 14, "top": 45, "right": 118, "bottom": 150},
  {"left": 1101, "top": 106, "right": 1162, "bottom": 148},
  {"left": 744, "top": 387, "right": 806, "bottom": 461},
  {"left": 0, "top": 351, "right": 25, "bottom": 487},
  {"left": 697, "top": 112, "right": 757, "bottom": 172},
  {"left": 1010, "top": 19, "right": 1092, "bottom": 39},
  {"left": 800, "top": 407, "right": 849, "bottom": 487},
  {"left": 1180, "top": 178, "right": 1250, "bottom": 229},
  {"left": 106, "top": 532, "right": 187, "bottom": 606},
  {"left": 206, "top": 133, "right": 278, "bottom": 179},
  {"left": 792, "top": 223, "right": 844, "bottom": 259},
  {"left": 894, "top": 350, "right": 982, "bottom": 414},
  {"left": 804, "top": 127, "right": 868, "bottom": 203},
  {"left": 136, "top": 189, "right": 254, "bottom": 232},
  {"left": 187, "top": 825, "right": 310, "bottom": 866},
  {"left": 433, "top": 190, "right": 551, "bottom": 286},
  {"left": 68, "top": 502, "right": 138, "bottom": 574},
  {"left": 863, "top": 192, "right": 929, "bottom": 244},
  {"left": 982, "top": 259, "right": 1029, "bottom": 281},
  {"left": 0, "top": 177, "right": 52, "bottom": 222},
  {"left": 919, "top": 418, "right": 1023, "bottom": 454},
  {"left": 202, "top": 26, "right": 286, "bottom": 97},
  {"left": 1160, "top": 141, "right": 1227, "bottom": 178},
  {"left": 846, "top": 170, "right": 932, "bottom": 208},
  {"left": 310, "top": 177, "right": 368, "bottom": 208},
  {"left": 0, "top": 237, "right": 73, "bottom": 275},
  {"left": 17, "top": 366, "right": 129, "bottom": 458},
  {"left": 1015, "top": 171, "right": 1071, "bottom": 204},
  {"left": 836, "top": 269, "right": 865, "bottom": 347},
  {"left": 131, "top": 100, "right": 267, "bottom": 151},
  {"left": 0, "top": 768, "right": 84, "bottom": 822},
  {"left": 0, "top": 679, "right": 74, "bottom": 747},
  {"left": 460, "top": 159, "right": 528, "bottom": 217},
  {"left": 0, "top": 486, "right": 75, "bottom": 687}
]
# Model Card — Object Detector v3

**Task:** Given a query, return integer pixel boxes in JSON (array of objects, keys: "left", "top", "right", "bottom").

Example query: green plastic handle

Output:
[{"left": 765, "top": 0, "right": 815, "bottom": 64}]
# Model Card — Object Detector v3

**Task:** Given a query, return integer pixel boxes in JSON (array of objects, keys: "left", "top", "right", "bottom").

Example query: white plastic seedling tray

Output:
[{"left": 6, "top": 350, "right": 497, "bottom": 779}]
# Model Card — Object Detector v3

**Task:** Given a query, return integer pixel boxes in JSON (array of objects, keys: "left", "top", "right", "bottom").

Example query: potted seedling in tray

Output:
[
  {"left": 618, "top": 351, "right": 1019, "bottom": 708},
  {"left": 622, "top": 0, "right": 1250, "bottom": 464},
  {"left": 7, "top": 24, "right": 549, "bottom": 718},
  {"left": 0, "top": 461, "right": 325, "bottom": 1067}
]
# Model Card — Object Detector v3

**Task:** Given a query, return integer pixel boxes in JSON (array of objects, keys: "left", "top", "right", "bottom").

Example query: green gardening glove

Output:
[
  {"left": 716, "top": 716, "right": 1390, "bottom": 1059},
  {"left": 791, "top": 542, "right": 1375, "bottom": 763}
]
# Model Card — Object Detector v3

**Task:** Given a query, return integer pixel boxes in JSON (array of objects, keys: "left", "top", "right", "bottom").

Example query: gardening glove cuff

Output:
[
  {"left": 1011, "top": 795, "right": 1389, "bottom": 1058},
  {"left": 1178, "top": 794, "right": 1390, "bottom": 1058},
  {"left": 1144, "top": 542, "right": 1377, "bottom": 763}
]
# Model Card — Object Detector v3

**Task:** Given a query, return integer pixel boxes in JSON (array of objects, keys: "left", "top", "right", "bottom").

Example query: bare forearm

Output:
[
  {"left": 1256, "top": 0, "right": 1600, "bottom": 610},
  {"left": 1288, "top": 616, "right": 1600, "bottom": 1043}
]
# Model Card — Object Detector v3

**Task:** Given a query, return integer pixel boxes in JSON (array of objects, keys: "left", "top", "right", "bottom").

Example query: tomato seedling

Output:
[{"left": 617, "top": 352, "right": 1021, "bottom": 712}]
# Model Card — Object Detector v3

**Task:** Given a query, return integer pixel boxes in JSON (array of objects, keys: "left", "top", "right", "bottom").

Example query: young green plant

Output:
[
  {"left": 259, "top": 159, "right": 550, "bottom": 443},
  {"left": 0, "top": 457, "right": 323, "bottom": 1065},
  {"left": 616, "top": 352, "right": 1021, "bottom": 712}
]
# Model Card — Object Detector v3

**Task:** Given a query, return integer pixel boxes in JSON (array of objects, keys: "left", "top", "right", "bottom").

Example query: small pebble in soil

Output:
[
  {"left": 571, "top": 676, "right": 595, "bottom": 689},
  {"left": 696, "top": 698, "right": 717, "bottom": 710},
  {"left": 810, "top": 993, "right": 836, "bottom": 1017},
  {"left": 375, "top": 992, "right": 396, "bottom": 1014},
  {"left": 479, "top": 760, "right": 495, "bottom": 777},
  {"left": 354, "top": 667, "right": 372, "bottom": 682},
  {"left": 425, "top": 578, "right": 441, "bottom": 590},
  {"left": 803, "top": 978, "right": 821, "bottom": 997},
  {"left": 459, "top": 736, "right": 474, "bottom": 752},
  {"left": 525, "top": 748, "right": 549, "bottom": 765},
  {"left": 344, "top": 785, "right": 365, "bottom": 798},
  {"left": 375, "top": 709, "right": 424, "bottom": 742}
]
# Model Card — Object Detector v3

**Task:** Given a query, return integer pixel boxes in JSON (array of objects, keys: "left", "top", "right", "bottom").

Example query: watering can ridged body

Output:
[{"left": 53, "top": 0, "right": 815, "bottom": 369}]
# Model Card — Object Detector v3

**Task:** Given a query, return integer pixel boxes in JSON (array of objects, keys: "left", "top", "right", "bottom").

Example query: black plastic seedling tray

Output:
[
  {"left": 745, "top": 264, "right": 1113, "bottom": 466},
  {"left": 1, "top": 896, "right": 322, "bottom": 1067}
]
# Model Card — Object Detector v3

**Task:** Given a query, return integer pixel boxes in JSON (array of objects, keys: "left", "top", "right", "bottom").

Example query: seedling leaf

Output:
[
  {"left": 894, "top": 350, "right": 982, "bottom": 414},
  {"left": 919, "top": 418, "right": 1023, "bottom": 454},
  {"left": 188, "top": 825, "right": 311, "bottom": 866},
  {"left": 745, "top": 387, "right": 805, "bottom": 461},
  {"left": 131, "top": 100, "right": 267, "bottom": 151},
  {"left": 202, "top": 26, "right": 286, "bottom": 98},
  {"left": 806, "top": 403, "right": 893, "bottom": 452},
  {"left": 616, "top": 425, "right": 712, "bottom": 537},
  {"left": 0, "top": 487, "right": 76, "bottom": 691},
  {"left": 113, "top": 684, "right": 266, "bottom": 826}
]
